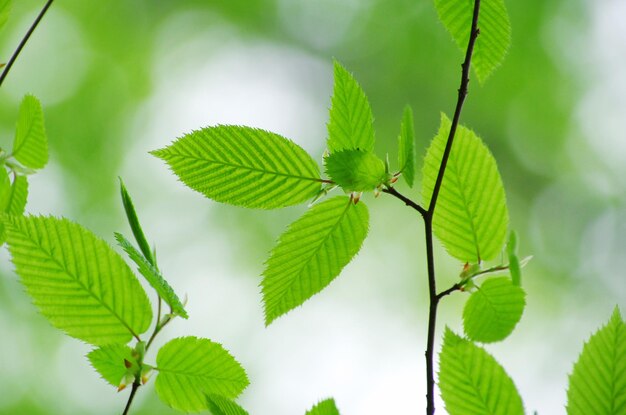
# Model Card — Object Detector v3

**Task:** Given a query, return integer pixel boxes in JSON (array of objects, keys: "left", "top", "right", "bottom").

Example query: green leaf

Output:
[
  {"left": 434, "top": 0, "right": 511, "bottom": 83},
  {"left": 115, "top": 232, "right": 188, "bottom": 319},
  {"left": 463, "top": 277, "right": 526, "bottom": 343},
  {"left": 4, "top": 215, "right": 152, "bottom": 345},
  {"left": 397, "top": 105, "right": 416, "bottom": 187},
  {"left": 439, "top": 328, "right": 524, "bottom": 415},
  {"left": 327, "top": 61, "right": 375, "bottom": 153},
  {"left": 422, "top": 113, "right": 508, "bottom": 262},
  {"left": 324, "top": 150, "right": 386, "bottom": 192},
  {"left": 87, "top": 344, "right": 135, "bottom": 387},
  {"left": 119, "top": 179, "right": 154, "bottom": 265},
  {"left": 155, "top": 336, "right": 249, "bottom": 413},
  {"left": 567, "top": 307, "right": 626, "bottom": 415},
  {"left": 0, "top": 0, "right": 11, "bottom": 33},
  {"left": 306, "top": 398, "right": 340, "bottom": 415},
  {"left": 13, "top": 95, "right": 48, "bottom": 170},
  {"left": 207, "top": 395, "right": 249, "bottom": 415},
  {"left": 151, "top": 125, "right": 321, "bottom": 209},
  {"left": 262, "top": 196, "right": 369, "bottom": 325}
]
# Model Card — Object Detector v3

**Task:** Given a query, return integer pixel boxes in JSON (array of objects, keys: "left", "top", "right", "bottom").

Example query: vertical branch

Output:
[
  {"left": 424, "top": 1, "right": 481, "bottom": 414},
  {"left": 0, "top": 0, "right": 55, "bottom": 87}
]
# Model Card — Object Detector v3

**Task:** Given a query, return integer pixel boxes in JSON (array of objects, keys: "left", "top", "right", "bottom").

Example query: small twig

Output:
[
  {"left": 146, "top": 297, "right": 164, "bottom": 350},
  {"left": 0, "top": 0, "right": 55, "bottom": 87},
  {"left": 122, "top": 381, "right": 140, "bottom": 415},
  {"left": 382, "top": 186, "right": 427, "bottom": 217},
  {"left": 436, "top": 283, "right": 463, "bottom": 300}
]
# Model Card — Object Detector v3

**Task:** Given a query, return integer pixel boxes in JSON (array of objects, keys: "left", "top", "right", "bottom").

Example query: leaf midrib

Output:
[{"left": 166, "top": 152, "right": 321, "bottom": 183}]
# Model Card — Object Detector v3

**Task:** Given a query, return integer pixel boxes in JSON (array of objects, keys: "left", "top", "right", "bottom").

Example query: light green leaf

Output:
[
  {"left": 306, "top": 398, "right": 340, "bottom": 415},
  {"left": 463, "top": 277, "right": 526, "bottom": 343},
  {"left": 0, "top": 0, "right": 11, "bottom": 32},
  {"left": 262, "top": 196, "right": 369, "bottom": 325},
  {"left": 115, "top": 233, "right": 188, "bottom": 319},
  {"left": 567, "top": 307, "right": 626, "bottom": 415},
  {"left": 434, "top": 0, "right": 511, "bottom": 83},
  {"left": 119, "top": 179, "right": 154, "bottom": 265},
  {"left": 422, "top": 113, "right": 508, "bottom": 262},
  {"left": 87, "top": 344, "right": 135, "bottom": 387},
  {"left": 327, "top": 61, "right": 375, "bottom": 153},
  {"left": 4, "top": 216, "right": 152, "bottom": 345},
  {"left": 398, "top": 105, "right": 416, "bottom": 187},
  {"left": 207, "top": 395, "right": 249, "bottom": 415},
  {"left": 439, "top": 328, "right": 524, "bottom": 415},
  {"left": 151, "top": 125, "right": 321, "bottom": 209},
  {"left": 13, "top": 95, "right": 48, "bottom": 169},
  {"left": 324, "top": 150, "right": 386, "bottom": 192},
  {"left": 155, "top": 336, "right": 249, "bottom": 413}
]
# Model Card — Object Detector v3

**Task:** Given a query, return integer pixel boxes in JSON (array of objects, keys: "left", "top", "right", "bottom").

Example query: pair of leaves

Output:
[
  {"left": 88, "top": 337, "right": 249, "bottom": 413},
  {"left": 439, "top": 328, "right": 524, "bottom": 414},
  {"left": 153, "top": 62, "right": 377, "bottom": 326},
  {"left": 435, "top": 0, "right": 511, "bottom": 83},
  {"left": 567, "top": 308, "right": 626, "bottom": 415}
]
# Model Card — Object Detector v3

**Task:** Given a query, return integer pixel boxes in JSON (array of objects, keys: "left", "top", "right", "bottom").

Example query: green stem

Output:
[{"left": 0, "top": 0, "right": 55, "bottom": 87}]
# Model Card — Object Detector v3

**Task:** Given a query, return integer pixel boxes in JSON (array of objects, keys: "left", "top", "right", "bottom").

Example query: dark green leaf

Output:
[{"left": 119, "top": 179, "right": 154, "bottom": 265}]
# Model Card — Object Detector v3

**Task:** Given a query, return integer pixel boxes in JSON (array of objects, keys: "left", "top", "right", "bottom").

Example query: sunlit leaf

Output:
[
  {"left": 463, "top": 277, "right": 526, "bottom": 343},
  {"left": 422, "top": 113, "right": 508, "bottom": 262},
  {"left": 327, "top": 61, "right": 375, "bottom": 153},
  {"left": 262, "top": 196, "right": 369, "bottom": 325},
  {"left": 306, "top": 398, "right": 340, "bottom": 415},
  {"left": 87, "top": 344, "right": 135, "bottom": 387},
  {"left": 5, "top": 215, "right": 152, "bottom": 345},
  {"left": 567, "top": 307, "right": 626, "bottom": 415},
  {"left": 324, "top": 149, "right": 386, "bottom": 192},
  {"left": 115, "top": 233, "right": 188, "bottom": 319},
  {"left": 152, "top": 125, "right": 321, "bottom": 209},
  {"left": 434, "top": 0, "right": 511, "bottom": 83},
  {"left": 13, "top": 95, "right": 48, "bottom": 169},
  {"left": 397, "top": 105, "right": 416, "bottom": 187},
  {"left": 439, "top": 328, "right": 524, "bottom": 415},
  {"left": 0, "top": 174, "right": 28, "bottom": 243},
  {"left": 207, "top": 395, "right": 249, "bottom": 415},
  {"left": 155, "top": 337, "right": 249, "bottom": 413}
]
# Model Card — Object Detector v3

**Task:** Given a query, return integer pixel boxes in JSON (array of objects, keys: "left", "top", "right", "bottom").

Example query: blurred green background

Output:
[{"left": 1, "top": 0, "right": 624, "bottom": 414}]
